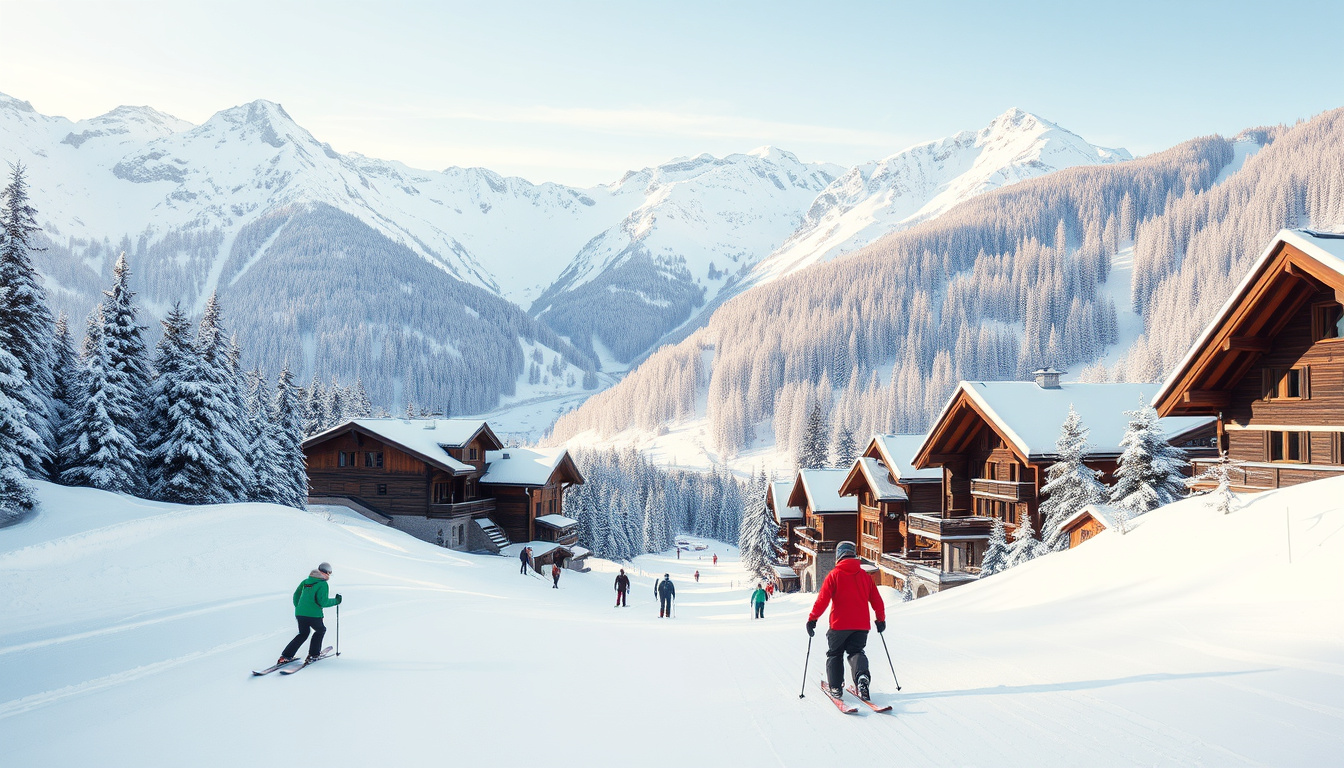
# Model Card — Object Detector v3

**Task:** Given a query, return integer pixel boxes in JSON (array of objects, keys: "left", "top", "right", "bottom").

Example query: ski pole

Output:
[
  {"left": 878, "top": 631, "right": 899, "bottom": 691},
  {"left": 798, "top": 634, "right": 813, "bottom": 698},
  {"left": 335, "top": 603, "right": 341, "bottom": 657}
]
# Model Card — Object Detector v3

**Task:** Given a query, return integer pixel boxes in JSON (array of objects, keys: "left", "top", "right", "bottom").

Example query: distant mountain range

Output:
[{"left": 0, "top": 91, "right": 1130, "bottom": 414}]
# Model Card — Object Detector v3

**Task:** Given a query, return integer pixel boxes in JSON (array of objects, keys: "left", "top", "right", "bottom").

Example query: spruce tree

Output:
[
  {"left": 325, "top": 376, "right": 345, "bottom": 425},
  {"left": 60, "top": 305, "right": 144, "bottom": 493},
  {"left": 1039, "top": 406, "right": 1105, "bottom": 552},
  {"left": 1005, "top": 511, "right": 1044, "bottom": 568},
  {"left": 306, "top": 375, "right": 328, "bottom": 435},
  {"left": 0, "top": 162, "right": 56, "bottom": 476},
  {"left": 347, "top": 377, "right": 373, "bottom": 418},
  {"left": 798, "top": 405, "right": 829, "bottom": 469},
  {"left": 147, "top": 307, "right": 223, "bottom": 504},
  {"left": 144, "top": 305, "right": 193, "bottom": 498},
  {"left": 101, "top": 253, "right": 151, "bottom": 444},
  {"left": 242, "top": 369, "right": 278, "bottom": 502},
  {"left": 269, "top": 365, "right": 309, "bottom": 508},
  {"left": 0, "top": 305, "right": 37, "bottom": 522},
  {"left": 738, "top": 470, "right": 779, "bottom": 580},
  {"left": 831, "top": 425, "right": 857, "bottom": 469},
  {"left": 195, "top": 295, "right": 250, "bottom": 502},
  {"left": 1109, "top": 404, "right": 1189, "bottom": 517},
  {"left": 979, "top": 518, "right": 1010, "bottom": 577},
  {"left": 1190, "top": 450, "right": 1243, "bottom": 516},
  {"left": 48, "top": 314, "right": 80, "bottom": 482}
]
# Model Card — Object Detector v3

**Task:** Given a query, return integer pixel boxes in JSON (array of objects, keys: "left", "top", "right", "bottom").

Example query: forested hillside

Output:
[{"left": 549, "top": 128, "right": 1266, "bottom": 460}]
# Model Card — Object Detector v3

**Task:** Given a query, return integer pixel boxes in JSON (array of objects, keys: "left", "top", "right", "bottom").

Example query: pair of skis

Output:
[
  {"left": 251, "top": 646, "right": 335, "bottom": 677},
  {"left": 819, "top": 680, "right": 892, "bottom": 714}
]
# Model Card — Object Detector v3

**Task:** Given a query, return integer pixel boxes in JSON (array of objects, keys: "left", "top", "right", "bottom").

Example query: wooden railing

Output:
[
  {"left": 427, "top": 498, "right": 496, "bottom": 518},
  {"left": 908, "top": 513, "right": 994, "bottom": 537},
  {"left": 970, "top": 479, "right": 1035, "bottom": 501}
]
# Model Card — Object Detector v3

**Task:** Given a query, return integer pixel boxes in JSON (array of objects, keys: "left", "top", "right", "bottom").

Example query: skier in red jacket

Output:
[{"left": 806, "top": 541, "right": 885, "bottom": 701}]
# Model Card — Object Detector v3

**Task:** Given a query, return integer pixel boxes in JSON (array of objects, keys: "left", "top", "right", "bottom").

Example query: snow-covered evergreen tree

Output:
[
  {"left": 242, "top": 370, "right": 279, "bottom": 502},
  {"left": 324, "top": 377, "right": 345, "bottom": 425},
  {"left": 1039, "top": 406, "right": 1106, "bottom": 552},
  {"left": 831, "top": 425, "right": 857, "bottom": 469},
  {"left": 979, "top": 518, "right": 1010, "bottom": 577},
  {"left": 144, "top": 305, "right": 193, "bottom": 498},
  {"left": 899, "top": 577, "right": 914, "bottom": 602},
  {"left": 47, "top": 314, "right": 81, "bottom": 483},
  {"left": 1109, "top": 403, "right": 1189, "bottom": 517},
  {"left": 738, "top": 470, "right": 778, "bottom": 580},
  {"left": 347, "top": 377, "right": 372, "bottom": 418},
  {"left": 1189, "top": 449, "right": 1244, "bottom": 516},
  {"left": 0, "top": 162, "right": 56, "bottom": 477},
  {"left": 1005, "top": 510, "right": 1045, "bottom": 568},
  {"left": 100, "top": 253, "right": 151, "bottom": 445},
  {"left": 59, "top": 304, "right": 144, "bottom": 493},
  {"left": 0, "top": 294, "right": 37, "bottom": 522},
  {"left": 195, "top": 295, "right": 250, "bottom": 502},
  {"left": 268, "top": 365, "right": 309, "bottom": 509},
  {"left": 797, "top": 405, "right": 829, "bottom": 469},
  {"left": 306, "top": 376, "right": 328, "bottom": 436}
]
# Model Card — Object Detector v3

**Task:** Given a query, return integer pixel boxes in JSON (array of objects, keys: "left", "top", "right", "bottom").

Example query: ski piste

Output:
[
  {"left": 846, "top": 685, "right": 893, "bottom": 713},
  {"left": 819, "top": 681, "right": 858, "bottom": 714},
  {"left": 278, "top": 646, "right": 336, "bottom": 675},
  {"left": 251, "top": 658, "right": 302, "bottom": 676}
]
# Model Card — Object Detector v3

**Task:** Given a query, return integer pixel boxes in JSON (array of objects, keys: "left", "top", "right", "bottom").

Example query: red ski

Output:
[
  {"left": 820, "top": 681, "right": 858, "bottom": 714},
  {"left": 846, "top": 685, "right": 893, "bottom": 713}
]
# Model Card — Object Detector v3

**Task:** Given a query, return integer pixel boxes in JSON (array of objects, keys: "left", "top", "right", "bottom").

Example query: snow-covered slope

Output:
[
  {"left": 748, "top": 108, "right": 1131, "bottom": 285},
  {"left": 3, "top": 478, "right": 1341, "bottom": 765}
]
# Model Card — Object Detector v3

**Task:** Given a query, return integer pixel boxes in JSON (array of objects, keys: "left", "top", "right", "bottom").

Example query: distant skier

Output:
[
  {"left": 765, "top": 581, "right": 775, "bottom": 597},
  {"left": 805, "top": 541, "right": 885, "bottom": 701},
  {"left": 694, "top": 570, "right": 700, "bottom": 583},
  {"left": 551, "top": 562, "right": 561, "bottom": 588},
  {"left": 614, "top": 569, "right": 630, "bottom": 607},
  {"left": 277, "top": 562, "right": 343, "bottom": 665},
  {"left": 656, "top": 573, "right": 676, "bottom": 618},
  {"left": 519, "top": 546, "right": 532, "bottom": 575},
  {"left": 712, "top": 553, "right": 718, "bottom": 566},
  {"left": 750, "top": 583, "right": 769, "bottom": 619}
]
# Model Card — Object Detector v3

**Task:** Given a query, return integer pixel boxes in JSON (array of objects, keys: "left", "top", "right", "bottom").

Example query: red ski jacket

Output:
[{"left": 808, "top": 557, "right": 885, "bottom": 630}]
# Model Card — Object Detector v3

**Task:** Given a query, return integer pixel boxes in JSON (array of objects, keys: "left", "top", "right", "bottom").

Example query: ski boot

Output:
[{"left": 856, "top": 674, "right": 871, "bottom": 701}]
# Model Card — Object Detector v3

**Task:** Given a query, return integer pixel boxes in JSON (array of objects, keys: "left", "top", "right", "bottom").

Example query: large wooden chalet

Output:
[
  {"left": 303, "top": 419, "right": 585, "bottom": 562},
  {"left": 785, "top": 468, "right": 860, "bottom": 592},
  {"left": 1155, "top": 229, "right": 1344, "bottom": 491},
  {"left": 836, "top": 434, "right": 944, "bottom": 595},
  {"left": 911, "top": 371, "right": 1215, "bottom": 579}
]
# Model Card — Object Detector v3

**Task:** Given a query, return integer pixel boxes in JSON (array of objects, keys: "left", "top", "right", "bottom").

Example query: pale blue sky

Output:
[{"left": 2, "top": 0, "right": 1341, "bottom": 185}]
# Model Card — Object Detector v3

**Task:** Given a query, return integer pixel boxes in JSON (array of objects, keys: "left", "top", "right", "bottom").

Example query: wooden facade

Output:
[
  {"left": 1156, "top": 231, "right": 1344, "bottom": 492},
  {"left": 785, "top": 469, "right": 857, "bottom": 592}
]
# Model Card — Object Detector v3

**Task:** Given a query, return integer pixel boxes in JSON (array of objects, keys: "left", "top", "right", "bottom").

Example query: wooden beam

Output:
[
  {"left": 1183, "top": 390, "right": 1230, "bottom": 408},
  {"left": 1221, "top": 336, "right": 1271, "bottom": 353}
]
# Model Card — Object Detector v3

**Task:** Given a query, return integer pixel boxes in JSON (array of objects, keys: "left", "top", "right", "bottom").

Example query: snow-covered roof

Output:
[
  {"left": 929, "top": 381, "right": 1214, "bottom": 459},
  {"left": 304, "top": 418, "right": 496, "bottom": 473},
  {"left": 480, "top": 447, "right": 576, "bottom": 487},
  {"left": 1155, "top": 229, "right": 1344, "bottom": 410},
  {"left": 773, "top": 565, "right": 798, "bottom": 578},
  {"left": 569, "top": 546, "right": 592, "bottom": 559},
  {"left": 502, "top": 541, "right": 571, "bottom": 560},
  {"left": 792, "top": 469, "right": 858, "bottom": 514},
  {"left": 855, "top": 458, "right": 909, "bottom": 502},
  {"left": 534, "top": 514, "right": 578, "bottom": 530},
  {"left": 769, "top": 480, "right": 802, "bottom": 521},
  {"left": 1058, "top": 503, "right": 1121, "bottom": 533},
  {"left": 873, "top": 435, "right": 942, "bottom": 481}
]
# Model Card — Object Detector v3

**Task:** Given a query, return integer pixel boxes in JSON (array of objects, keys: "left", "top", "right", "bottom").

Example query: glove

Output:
[
  {"left": 334, "top": 594, "right": 343, "bottom": 604},
  {"left": 805, "top": 620, "right": 816, "bottom": 637},
  {"left": 875, "top": 620, "right": 886, "bottom": 633}
]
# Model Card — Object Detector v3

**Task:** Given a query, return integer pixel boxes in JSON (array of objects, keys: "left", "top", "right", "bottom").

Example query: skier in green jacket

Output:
[
  {"left": 750, "top": 583, "right": 769, "bottom": 619},
  {"left": 278, "top": 562, "right": 343, "bottom": 664}
]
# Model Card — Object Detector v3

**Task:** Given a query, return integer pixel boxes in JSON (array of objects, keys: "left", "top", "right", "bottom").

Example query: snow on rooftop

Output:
[
  {"left": 481, "top": 447, "right": 568, "bottom": 486},
  {"left": 856, "top": 457, "right": 909, "bottom": 502},
  {"left": 772, "top": 564, "right": 798, "bottom": 578},
  {"left": 534, "top": 514, "right": 578, "bottom": 529},
  {"left": 313, "top": 418, "right": 484, "bottom": 472},
  {"left": 769, "top": 480, "right": 802, "bottom": 521},
  {"left": 874, "top": 435, "right": 942, "bottom": 481},
  {"left": 1059, "top": 503, "right": 1122, "bottom": 533},
  {"left": 798, "top": 468, "right": 858, "bottom": 513},
  {"left": 958, "top": 381, "right": 1213, "bottom": 458}
]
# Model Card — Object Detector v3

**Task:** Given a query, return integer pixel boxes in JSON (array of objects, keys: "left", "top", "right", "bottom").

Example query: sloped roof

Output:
[
  {"left": 918, "top": 381, "right": 1214, "bottom": 462},
  {"left": 768, "top": 480, "right": 802, "bottom": 521},
  {"left": 481, "top": 447, "right": 583, "bottom": 487},
  {"left": 872, "top": 435, "right": 942, "bottom": 481},
  {"left": 303, "top": 418, "right": 488, "bottom": 473},
  {"left": 853, "top": 457, "right": 909, "bottom": 502},
  {"left": 1058, "top": 503, "right": 1121, "bottom": 534},
  {"left": 1154, "top": 229, "right": 1344, "bottom": 415},
  {"left": 535, "top": 514, "right": 579, "bottom": 530},
  {"left": 788, "top": 468, "right": 859, "bottom": 514}
]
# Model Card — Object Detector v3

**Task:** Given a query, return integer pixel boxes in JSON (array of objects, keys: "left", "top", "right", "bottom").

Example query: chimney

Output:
[{"left": 1032, "top": 367, "right": 1064, "bottom": 389}]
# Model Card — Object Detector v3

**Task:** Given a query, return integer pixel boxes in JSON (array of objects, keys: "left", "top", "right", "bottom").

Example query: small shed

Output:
[
  {"left": 772, "top": 564, "right": 800, "bottom": 593},
  {"left": 1058, "top": 504, "right": 1121, "bottom": 548}
]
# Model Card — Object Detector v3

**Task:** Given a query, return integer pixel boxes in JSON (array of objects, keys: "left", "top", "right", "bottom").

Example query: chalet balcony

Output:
[
  {"left": 908, "top": 513, "right": 995, "bottom": 538},
  {"left": 970, "top": 478, "right": 1035, "bottom": 502},
  {"left": 427, "top": 498, "right": 496, "bottom": 518}
]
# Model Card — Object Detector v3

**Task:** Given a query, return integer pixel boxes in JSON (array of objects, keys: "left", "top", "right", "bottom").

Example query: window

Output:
[
  {"left": 535, "top": 502, "right": 542, "bottom": 515},
  {"left": 469, "top": 447, "right": 478, "bottom": 460},
  {"left": 1268, "top": 431, "right": 1307, "bottom": 463},
  {"left": 983, "top": 462, "right": 997, "bottom": 480},
  {"left": 1264, "top": 368, "right": 1309, "bottom": 400},
  {"left": 548, "top": 499, "right": 555, "bottom": 513},
  {"left": 337, "top": 451, "right": 356, "bottom": 467},
  {"left": 1313, "top": 303, "right": 1344, "bottom": 341},
  {"left": 376, "top": 484, "right": 388, "bottom": 495},
  {"left": 433, "top": 482, "right": 452, "bottom": 504},
  {"left": 364, "top": 451, "right": 384, "bottom": 468}
]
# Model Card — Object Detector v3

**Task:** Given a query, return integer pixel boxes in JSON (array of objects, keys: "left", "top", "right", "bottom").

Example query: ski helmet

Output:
[{"left": 835, "top": 541, "right": 857, "bottom": 560}]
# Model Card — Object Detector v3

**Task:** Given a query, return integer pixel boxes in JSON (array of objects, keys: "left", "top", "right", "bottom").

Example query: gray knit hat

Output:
[
  {"left": 835, "top": 541, "right": 857, "bottom": 560},
  {"left": 317, "top": 562, "right": 333, "bottom": 574}
]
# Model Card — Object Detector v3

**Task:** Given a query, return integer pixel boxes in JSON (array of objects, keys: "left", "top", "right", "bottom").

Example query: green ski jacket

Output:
[{"left": 293, "top": 575, "right": 342, "bottom": 618}]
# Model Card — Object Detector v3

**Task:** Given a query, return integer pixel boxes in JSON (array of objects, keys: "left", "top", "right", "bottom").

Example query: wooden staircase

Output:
[{"left": 475, "top": 518, "right": 510, "bottom": 551}]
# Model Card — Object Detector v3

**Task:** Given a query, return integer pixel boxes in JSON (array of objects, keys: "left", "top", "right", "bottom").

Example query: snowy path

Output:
[{"left": 1, "top": 481, "right": 1342, "bottom": 765}]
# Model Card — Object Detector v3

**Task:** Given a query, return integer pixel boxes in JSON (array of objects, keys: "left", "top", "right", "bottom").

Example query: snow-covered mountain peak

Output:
[{"left": 0, "top": 92, "right": 38, "bottom": 114}]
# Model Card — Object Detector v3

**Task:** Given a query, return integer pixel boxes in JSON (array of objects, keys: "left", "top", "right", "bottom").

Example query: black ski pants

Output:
[
  {"left": 282, "top": 616, "right": 327, "bottom": 659},
  {"left": 659, "top": 595, "right": 673, "bottom": 617},
  {"left": 825, "top": 629, "right": 870, "bottom": 690},
  {"left": 615, "top": 590, "right": 627, "bottom": 607}
]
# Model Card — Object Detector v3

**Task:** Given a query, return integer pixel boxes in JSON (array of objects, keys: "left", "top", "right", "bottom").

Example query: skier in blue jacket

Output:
[{"left": 656, "top": 574, "right": 676, "bottom": 618}]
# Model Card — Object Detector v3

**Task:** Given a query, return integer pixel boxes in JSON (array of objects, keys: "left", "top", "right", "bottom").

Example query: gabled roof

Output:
[
  {"left": 768, "top": 480, "right": 802, "bottom": 521},
  {"left": 481, "top": 447, "right": 584, "bottom": 488},
  {"left": 839, "top": 457, "right": 909, "bottom": 502},
  {"left": 869, "top": 435, "right": 942, "bottom": 482},
  {"left": 787, "top": 468, "right": 858, "bottom": 514},
  {"left": 1058, "top": 503, "right": 1121, "bottom": 534},
  {"left": 302, "top": 418, "right": 498, "bottom": 474},
  {"left": 914, "top": 381, "right": 1215, "bottom": 465},
  {"left": 1154, "top": 229, "right": 1344, "bottom": 416}
]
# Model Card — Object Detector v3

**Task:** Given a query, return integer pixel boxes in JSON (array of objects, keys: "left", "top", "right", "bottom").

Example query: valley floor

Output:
[{"left": 1, "top": 481, "right": 1342, "bottom": 766}]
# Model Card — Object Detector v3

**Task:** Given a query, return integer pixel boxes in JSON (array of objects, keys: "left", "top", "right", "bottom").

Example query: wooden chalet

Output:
[
  {"left": 765, "top": 480, "right": 802, "bottom": 592},
  {"left": 1154, "top": 229, "right": 1344, "bottom": 491},
  {"left": 912, "top": 372, "right": 1215, "bottom": 582},
  {"left": 837, "top": 434, "right": 943, "bottom": 595},
  {"left": 1058, "top": 504, "right": 1121, "bottom": 548},
  {"left": 785, "top": 468, "right": 858, "bottom": 592},
  {"left": 303, "top": 419, "right": 584, "bottom": 561}
]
